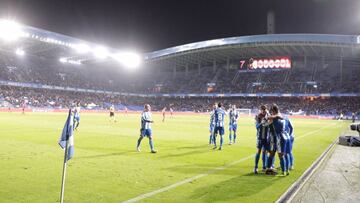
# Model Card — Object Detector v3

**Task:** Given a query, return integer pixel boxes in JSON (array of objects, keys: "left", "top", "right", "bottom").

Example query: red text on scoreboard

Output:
[{"left": 240, "top": 57, "right": 292, "bottom": 70}]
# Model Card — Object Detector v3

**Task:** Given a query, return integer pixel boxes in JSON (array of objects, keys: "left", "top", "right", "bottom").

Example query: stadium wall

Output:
[
  {"left": 1, "top": 80, "right": 360, "bottom": 98},
  {"left": 0, "top": 107, "right": 335, "bottom": 120}
]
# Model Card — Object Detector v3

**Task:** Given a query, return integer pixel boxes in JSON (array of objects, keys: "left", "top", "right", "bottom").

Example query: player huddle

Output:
[{"left": 254, "top": 104, "right": 294, "bottom": 176}]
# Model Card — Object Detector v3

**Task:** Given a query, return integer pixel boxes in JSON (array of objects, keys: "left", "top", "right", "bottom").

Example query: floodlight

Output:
[
  {"left": 67, "top": 59, "right": 82, "bottom": 65},
  {"left": 73, "top": 43, "right": 90, "bottom": 54},
  {"left": 112, "top": 52, "right": 141, "bottom": 68},
  {"left": 93, "top": 46, "right": 109, "bottom": 59},
  {"left": 0, "top": 20, "right": 23, "bottom": 41},
  {"left": 59, "top": 57, "right": 67, "bottom": 63},
  {"left": 15, "top": 48, "right": 25, "bottom": 56}
]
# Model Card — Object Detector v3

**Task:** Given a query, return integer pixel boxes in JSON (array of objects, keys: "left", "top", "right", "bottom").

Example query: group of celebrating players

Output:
[{"left": 209, "top": 102, "right": 295, "bottom": 176}]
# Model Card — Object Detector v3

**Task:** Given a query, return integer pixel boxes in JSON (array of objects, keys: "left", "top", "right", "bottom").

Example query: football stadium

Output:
[{"left": 1, "top": 1, "right": 360, "bottom": 203}]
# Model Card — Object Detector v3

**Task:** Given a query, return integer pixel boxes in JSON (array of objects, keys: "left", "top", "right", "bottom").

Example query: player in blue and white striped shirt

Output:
[
  {"left": 285, "top": 117, "right": 294, "bottom": 170},
  {"left": 228, "top": 105, "right": 239, "bottom": 145},
  {"left": 136, "top": 104, "right": 157, "bottom": 153},
  {"left": 209, "top": 104, "right": 216, "bottom": 145},
  {"left": 213, "top": 103, "right": 226, "bottom": 150},
  {"left": 267, "top": 104, "right": 288, "bottom": 175},
  {"left": 73, "top": 101, "right": 81, "bottom": 130},
  {"left": 254, "top": 105, "right": 270, "bottom": 174}
]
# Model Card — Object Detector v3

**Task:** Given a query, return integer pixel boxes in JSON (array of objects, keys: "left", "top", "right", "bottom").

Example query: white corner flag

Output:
[
  {"left": 58, "top": 109, "right": 75, "bottom": 203},
  {"left": 59, "top": 109, "right": 75, "bottom": 160}
]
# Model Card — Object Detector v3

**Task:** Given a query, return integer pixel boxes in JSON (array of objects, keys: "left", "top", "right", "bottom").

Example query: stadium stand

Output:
[{"left": 1, "top": 85, "right": 360, "bottom": 118}]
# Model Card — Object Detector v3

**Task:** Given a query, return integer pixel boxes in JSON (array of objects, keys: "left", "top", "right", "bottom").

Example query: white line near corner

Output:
[
  {"left": 122, "top": 155, "right": 253, "bottom": 203},
  {"left": 122, "top": 122, "right": 339, "bottom": 203}
]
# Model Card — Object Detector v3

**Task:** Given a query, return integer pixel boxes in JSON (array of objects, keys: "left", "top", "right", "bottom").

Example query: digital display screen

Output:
[{"left": 240, "top": 57, "right": 291, "bottom": 70}]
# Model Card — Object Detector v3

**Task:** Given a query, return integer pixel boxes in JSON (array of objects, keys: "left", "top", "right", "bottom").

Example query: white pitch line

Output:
[
  {"left": 296, "top": 123, "right": 337, "bottom": 139},
  {"left": 122, "top": 122, "right": 339, "bottom": 203},
  {"left": 123, "top": 155, "right": 253, "bottom": 203}
]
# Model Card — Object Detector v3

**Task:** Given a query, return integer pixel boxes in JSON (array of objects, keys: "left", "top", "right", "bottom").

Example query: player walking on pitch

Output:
[
  {"left": 21, "top": 100, "right": 26, "bottom": 114},
  {"left": 213, "top": 103, "right": 226, "bottom": 150},
  {"left": 109, "top": 105, "right": 117, "bottom": 122},
  {"left": 228, "top": 105, "right": 239, "bottom": 145},
  {"left": 170, "top": 107, "right": 174, "bottom": 118},
  {"left": 74, "top": 101, "right": 81, "bottom": 130},
  {"left": 162, "top": 107, "right": 166, "bottom": 122},
  {"left": 209, "top": 104, "right": 216, "bottom": 145},
  {"left": 136, "top": 104, "right": 157, "bottom": 153}
]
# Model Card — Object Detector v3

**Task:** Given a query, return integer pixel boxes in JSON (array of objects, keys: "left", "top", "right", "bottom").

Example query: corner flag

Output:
[
  {"left": 58, "top": 109, "right": 75, "bottom": 203},
  {"left": 58, "top": 109, "right": 75, "bottom": 160}
]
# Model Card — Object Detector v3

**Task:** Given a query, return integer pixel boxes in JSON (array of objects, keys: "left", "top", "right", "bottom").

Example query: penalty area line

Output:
[{"left": 122, "top": 123, "right": 337, "bottom": 203}]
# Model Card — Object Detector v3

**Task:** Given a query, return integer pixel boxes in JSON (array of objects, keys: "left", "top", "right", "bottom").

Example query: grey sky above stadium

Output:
[{"left": 0, "top": 0, "right": 359, "bottom": 52}]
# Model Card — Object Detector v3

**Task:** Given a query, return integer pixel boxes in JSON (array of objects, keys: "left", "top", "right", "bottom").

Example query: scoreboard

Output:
[{"left": 240, "top": 56, "right": 291, "bottom": 71}]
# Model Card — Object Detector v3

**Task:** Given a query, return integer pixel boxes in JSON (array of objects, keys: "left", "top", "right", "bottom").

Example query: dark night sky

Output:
[{"left": 0, "top": 0, "right": 360, "bottom": 52}]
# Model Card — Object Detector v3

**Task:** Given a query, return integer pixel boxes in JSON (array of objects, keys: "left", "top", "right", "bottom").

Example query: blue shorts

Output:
[
  {"left": 268, "top": 134, "right": 277, "bottom": 152},
  {"left": 276, "top": 136, "right": 287, "bottom": 154},
  {"left": 214, "top": 126, "right": 225, "bottom": 135},
  {"left": 229, "top": 124, "right": 237, "bottom": 131},
  {"left": 140, "top": 129, "right": 152, "bottom": 137},
  {"left": 209, "top": 125, "right": 215, "bottom": 133},
  {"left": 74, "top": 116, "right": 80, "bottom": 122},
  {"left": 256, "top": 138, "right": 269, "bottom": 151},
  {"left": 285, "top": 139, "right": 291, "bottom": 154},
  {"left": 289, "top": 136, "right": 294, "bottom": 153}
]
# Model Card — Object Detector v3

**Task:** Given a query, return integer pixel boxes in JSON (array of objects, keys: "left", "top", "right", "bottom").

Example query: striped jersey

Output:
[
  {"left": 210, "top": 110, "right": 215, "bottom": 126},
  {"left": 214, "top": 108, "right": 226, "bottom": 127},
  {"left": 285, "top": 117, "right": 294, "bottom": 137},
  {"left": 255, "top": 113, "right": 269, "bottom": 140},
  {"left": 74, "top": 106, "right": 81, "bottom": 117},
  {"left": 141, "top": 111, "right": 152, "bottom": 130},
  {"left": 270, "top": 116, "right": 286, "bottom": 140},
  {"left": 229, "top": 109, "right": 239, "bottom": 125}
]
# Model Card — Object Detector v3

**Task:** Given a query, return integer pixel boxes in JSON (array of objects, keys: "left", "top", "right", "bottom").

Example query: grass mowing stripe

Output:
[{"left": 122, "top": 122, "right": 338, "bottom": 203}]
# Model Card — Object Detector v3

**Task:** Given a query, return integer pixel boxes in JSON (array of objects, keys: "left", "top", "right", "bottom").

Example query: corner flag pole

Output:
[{"left": 60, "top": 138, "right": 69, "bottom": 203}]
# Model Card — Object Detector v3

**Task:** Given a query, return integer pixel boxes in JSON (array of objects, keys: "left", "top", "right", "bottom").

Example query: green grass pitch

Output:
[{"left": 0, "top": 112, "right": 349, "bottom": 202}]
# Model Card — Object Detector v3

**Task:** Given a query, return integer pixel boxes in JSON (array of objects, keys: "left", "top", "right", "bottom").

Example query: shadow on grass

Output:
[
  {"left": 159, "top": 144, "right": 208, "bottom": 151},
  {"left": 158, "top": 149, "right": 210, "bottom": 159},
  {"left": 158, "top": 144, "right": 211, "bottom": 159},
  {"left": 76, "top": 150, "right": 137, "bottom": 159}
]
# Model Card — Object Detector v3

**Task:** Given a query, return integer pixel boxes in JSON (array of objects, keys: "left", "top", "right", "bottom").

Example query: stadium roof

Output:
[
  {"left": 1, "top": 19, "right": 360, "bottom": 68},
  {"left": 145, "top": 34, "right": 360, "bottom": 67},
  {"left": 0, "top": 19, "right": 140, "bottom": 67}
]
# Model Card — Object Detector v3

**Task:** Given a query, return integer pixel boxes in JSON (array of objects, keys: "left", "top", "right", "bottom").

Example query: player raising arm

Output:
[{"left": 136, "top": 104, "right": 157, "bottom": 153}]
